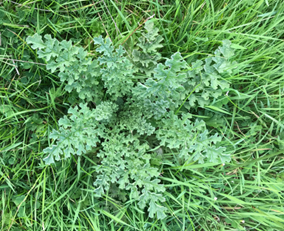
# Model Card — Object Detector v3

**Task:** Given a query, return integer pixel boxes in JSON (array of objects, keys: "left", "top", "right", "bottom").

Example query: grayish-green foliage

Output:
[
  {"left": 94, "top": 36, "right": 135, "bottom": 98},
  {"left": 132, "top": 20, "right": 163, "bottom": 76},
  {"left": 156, "top": 112, "right": 230, "bottom": 164},
  {"left": 42, "top": 103, "right": 104, "bottom": 164},
  {"left": 185, "top": 41, "right": 234, "bottom": 108},
  {"left": 133, "top": 52, "right": 188, "bottom": 118},
  {"left": 27, "top": 34, "right": 103, "bottom": 102},
  {"left": 26, "top": 25, "right": 236, "bottom": 219}
]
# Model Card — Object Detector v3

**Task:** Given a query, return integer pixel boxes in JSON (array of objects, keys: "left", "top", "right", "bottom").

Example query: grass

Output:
[{"left": 1, "top": 0, "right": 284, "bottom": 230}]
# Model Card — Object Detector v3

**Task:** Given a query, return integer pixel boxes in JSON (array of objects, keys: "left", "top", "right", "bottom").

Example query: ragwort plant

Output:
[{"left": 27, "top": 21, "right": 236, "bottom": 219}]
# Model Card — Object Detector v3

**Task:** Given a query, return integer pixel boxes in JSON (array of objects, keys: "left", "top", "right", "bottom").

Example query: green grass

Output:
[{"left": 1, "top": 0, "right": 284, "bottom": 230}]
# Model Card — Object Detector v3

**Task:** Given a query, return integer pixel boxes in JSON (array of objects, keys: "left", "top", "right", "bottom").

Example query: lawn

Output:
[{"left": 1, "top": 0, "right": 284, "bottom": 230}]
